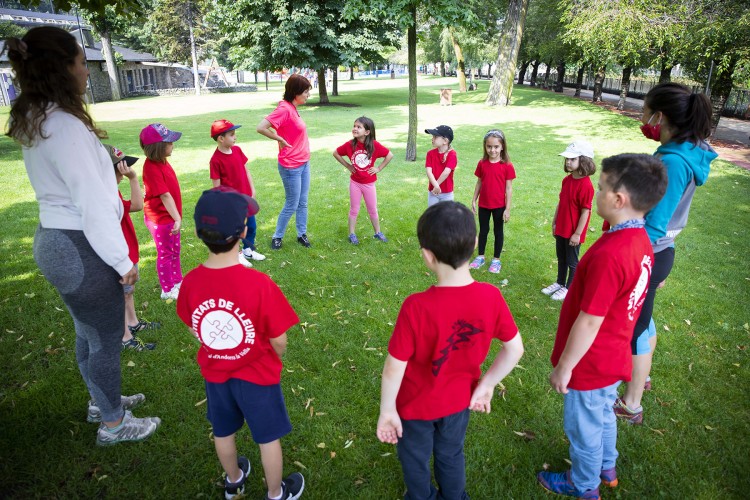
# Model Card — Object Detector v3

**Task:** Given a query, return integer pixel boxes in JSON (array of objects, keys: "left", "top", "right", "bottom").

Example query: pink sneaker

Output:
[
  {"left": 488, "top": 258, "right": 502, "bottom": 273},
  {"left": 469, "top": 256, "right": 485, "bottom": 269}
]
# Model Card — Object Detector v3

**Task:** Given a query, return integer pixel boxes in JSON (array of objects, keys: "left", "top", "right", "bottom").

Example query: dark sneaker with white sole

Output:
[
  {"left": 224, "top": 456, "right": 251, "bottom": 499},
  {"left": 271, "top": 237, "right": 283, "bottom": 250},
  {"left": 296, "top": 234, "right": 311, "bottom": 247},
  {"left": 265, "top": 472, "right": 305, "bottom": 500}
]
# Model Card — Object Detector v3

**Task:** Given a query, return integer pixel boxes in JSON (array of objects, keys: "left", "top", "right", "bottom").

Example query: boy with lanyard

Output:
[
  {"left": 537, "top": 154, "right": 667, "bottom": 499},
  {"left": 377, "top": 201, "right": 524, "bottom": 499},
  {"left": 209, "top": 119, "right": 266, "bottom": 268},
  {"left": 176, "top": 187, "right": 304, "bottom": 500}
]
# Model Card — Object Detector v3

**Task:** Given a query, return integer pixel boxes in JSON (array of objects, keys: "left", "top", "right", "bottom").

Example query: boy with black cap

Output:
[
  {"left": 424, "top": 124, "right": 457, "bottom": 206},
  {"left": 176, "top": 187, "right": 304, "bottom": 500},
  {"left": 106, "top": 144, "right": 158, "bottom": 353},
  {"left": 209, "top": 118, "right": 265, "bottom": 267}
]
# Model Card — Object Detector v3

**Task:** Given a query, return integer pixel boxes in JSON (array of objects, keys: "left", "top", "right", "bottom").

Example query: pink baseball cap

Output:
[{"left": 139, "top": 123, "right": 182, "bottom": 145}]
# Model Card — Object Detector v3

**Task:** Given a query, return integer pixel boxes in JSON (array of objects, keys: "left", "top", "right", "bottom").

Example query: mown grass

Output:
[{"left": 0, "top": 77, "right": 748, "bottom": 499}]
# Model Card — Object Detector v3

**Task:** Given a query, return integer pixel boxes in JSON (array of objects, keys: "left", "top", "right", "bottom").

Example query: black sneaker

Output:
[
  {"left": 296, "top": 234, "right": 311, "bottom": 248},
  {"left": 225, "top": 456, "right": 251, "bottom": 499},
  {"left": 266, "top": 472, "right": 305, "bottom": 500},
  {"left": 271, "top": 237, "right": 283, "bottom": 250},
  {"left": 122, "top": 335, "right": 156, "bottom": 351}
]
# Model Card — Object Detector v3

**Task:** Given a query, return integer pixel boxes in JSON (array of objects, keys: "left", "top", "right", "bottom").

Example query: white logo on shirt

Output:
[
  {"left": 352, "top": 151, "right": 371, "bottom": 171},
  {"left": 191, "top": 298, "right": 256, "bottom": 350},
  {"left": 628, "top": 255, "right": 652, "bottom": 321}
]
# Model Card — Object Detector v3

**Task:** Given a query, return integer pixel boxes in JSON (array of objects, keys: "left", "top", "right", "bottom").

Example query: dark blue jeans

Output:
[{"left": 397, "top": 409, "right": 471, "bottom": 500}]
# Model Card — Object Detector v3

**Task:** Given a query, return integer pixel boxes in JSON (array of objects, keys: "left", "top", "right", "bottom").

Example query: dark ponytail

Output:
[{"left": 644, "top": 82, "right": 712, "bottom": 145}]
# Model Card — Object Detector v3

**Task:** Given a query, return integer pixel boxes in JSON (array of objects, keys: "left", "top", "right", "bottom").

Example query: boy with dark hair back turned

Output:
[
  {"left": 537, "top": 153, "right": 668, "bottom": 499},
  {"left": 377, "top": 201, "right": 524, "bottom": 499},
  {"left": 176, "top": 187, "right": 304, "bottom": 500}
]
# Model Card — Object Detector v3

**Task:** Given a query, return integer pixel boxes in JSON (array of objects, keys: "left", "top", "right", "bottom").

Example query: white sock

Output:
[
  {"left": 268, "top": 487, "right": 283, "bottom": 500},
  {"left": 228, "top": 468, "right": 244, "bottom": 485}
]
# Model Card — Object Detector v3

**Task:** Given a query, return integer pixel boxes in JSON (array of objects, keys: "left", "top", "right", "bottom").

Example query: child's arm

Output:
[
  {"left": 549, "top": 311, "right": 605, "bottom": 394},
  {"left": 432, "top": 168, "right": 452, "bottom": 194},
  {"left": 211, "top": 179, "right": 221, "bottom": 188},
  {"left": 247, "top": 169, "right": 256, "bottom": 197},
  {"left": 471, "top": 178, "right": 482, "bottom": 214},
  {"left": 332, "top": 151, "right": 355, "bottom": 174},
  {"left": 377, "top": 354, "right": 407, "bottom": 444},
  {"left": 159, "top": 193, "right": 182, "bottom": 233},
  {"left": 569, "top": 209, "right": 590, "bottom": 246},
  {"left": 367, "top": 151, "right": 394, "bottom": 175},
  {"left": 425, "top": 168, "right": 442, "bottom": 194},
  {"left": 469, "top": 333, "right": 524, "bottom": 413},
  {"left": 118, "top": 161, "right": 143, "bottom": 212},
  {"left": 552, "top": 204, "right": 559, "bottom": 237},
  {"left": 270, "top": 333, "right": 288, "bottom": 357},
  {"left": 503, "top": 179, "right": 513, "bottom": 222}
]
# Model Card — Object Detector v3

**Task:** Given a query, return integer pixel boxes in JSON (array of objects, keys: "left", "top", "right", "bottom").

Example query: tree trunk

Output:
[
  {"left": 543, "top": 61, "right": 551, "bottom": 87},
  {"left": 97, "top": 28, "right": 120, "bottom": 101},
  {"left": 188, "top": 17, "right": 200, "bottom": 96},
  {"left": 332, "top": 68, "right": 338, "bottom": 96},
  {"left": 708, "top": 59, "right": 736, "bottom": 135},
  {"left": 617, "top": 66, "right": 632, "bottom": 110},
  {"left": 440, "top": 60, "right": 446, "bottom": 77},
  {"left": 317, "top": 67, "right": 329, "bottom": 103},
  {"left": 530, "top": 60, "right": 540, "bottom": 86},
  {"left": 592, "top": 65, "right": 605, "bottom": 102},
  {"left": 486, "top": 0, "right": 528, "bottom": 106},
  {"left": 555, "top": 60, "right": 565, "bottom": 92},
  {"left": 406, "top": 6, "right": 417, "bottom": 160},
  {"left": 517, "top": 60, "right": 529, "bottom": 85},
  {"left": 449, "top": 28, "right": 467, "bottom": 92},
  {"left": 575, "top": 64, "right": 585, "bottom": 97},
  {"left": 659, "top": 62, "right": 673, "bottom": 83},
  {"left": 350, "top": 67, "right": 354, "bottom": 80}
]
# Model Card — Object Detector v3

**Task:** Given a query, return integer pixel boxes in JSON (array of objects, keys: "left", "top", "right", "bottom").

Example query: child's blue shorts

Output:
[
  {"left": 205, "top": 378, "right": 292, "bottom": 443},
  {"left": 633, "top": 317, "right": 657, "bottom": 355}
]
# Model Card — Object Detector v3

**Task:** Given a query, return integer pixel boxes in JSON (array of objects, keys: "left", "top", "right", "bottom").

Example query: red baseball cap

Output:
[{"left": 211, "top": 119, "right": 242, "bottom": 138}]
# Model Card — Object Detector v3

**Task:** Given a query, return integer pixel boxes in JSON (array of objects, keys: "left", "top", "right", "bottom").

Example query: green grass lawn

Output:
[{"left": 1, "top": 77, "right": 749, "bottom": 498}]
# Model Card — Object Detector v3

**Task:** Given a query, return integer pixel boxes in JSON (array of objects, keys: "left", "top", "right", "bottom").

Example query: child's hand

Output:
[
  {"left": 116, "top": 160, "right": 136, "bottom": 179},
  {"left": 549, "top": 365, "right": 572, "bottom": 394},
  {"left": 569, "top": 233, "right": 581, "bottom": 246},
  {"left": 366, "top": 166, "right": 379, "bottom": 175},
  {"left": 503, "top": 210, "right": 511, "bottom": 223},
  {"left": 431, "top": 185, "right": 442, "bottom": 195},
  {"left": 551, "top": 223, "right": 556, "bottom": 237},
  {"left": 471, "top": 199, "right": 477, "bottom": 214},
  {"left": 469, "top": 383, "right": 494, "bottom": 413},
  {"left": 171, "top": 219, "right": 182, "bottom": 234},
  {"left": 376, "top": 410, "right": 403, "bottom": 444}
]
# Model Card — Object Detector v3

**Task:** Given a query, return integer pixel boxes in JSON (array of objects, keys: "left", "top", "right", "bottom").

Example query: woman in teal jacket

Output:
[{"left": 615, "top": 83, "right": 717, "bottom": 425}]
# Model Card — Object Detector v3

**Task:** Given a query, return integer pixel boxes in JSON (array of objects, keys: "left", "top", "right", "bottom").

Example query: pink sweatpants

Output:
[
  {"left": 349, "top": 180, "right": 379, "bottom": 220},
  {"left": 144, "top": 216, "right": 183, "bottom": 292}
]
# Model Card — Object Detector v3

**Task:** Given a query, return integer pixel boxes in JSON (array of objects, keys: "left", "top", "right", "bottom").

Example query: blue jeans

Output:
[
  {"left": 241, "top": 215, "right": 257, "bottom": 250},
  {"left": 397, "top": 409, "right": 471, "bottom": 500},
  {"left": 563, "top": 382, "right": 620, "bottom": 491},
  {"left": 274, "top": 162, "right": 310, "bottom": 239},
  {"left": 427, "top": 192, "right": 454, "bottom": 207}
]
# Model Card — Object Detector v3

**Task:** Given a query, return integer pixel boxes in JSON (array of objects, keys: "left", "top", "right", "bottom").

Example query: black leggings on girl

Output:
[
  {"left": 478, "top": 207, "right": 505, "bottom": 258},
  {"left": 631, "top": 247, "right": 675, "bottom": 353},
  {"left": 555, "top": 235, "right": 580, "bottom": 288}
]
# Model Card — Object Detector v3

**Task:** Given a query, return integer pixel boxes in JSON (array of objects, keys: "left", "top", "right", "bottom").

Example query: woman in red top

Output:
[{"left": 256, "top": 74, "right": 313, "bottom": 250}]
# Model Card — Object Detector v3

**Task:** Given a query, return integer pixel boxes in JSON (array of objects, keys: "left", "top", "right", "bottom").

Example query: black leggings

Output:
[
  {"left": 631, "top": 247, "right": 675, "bottom": 353},
  {"left": 555, "top": 235, "right": 580, "bottom": 288},
  {"left": 478, "top": 207, "right": 505, "bottom": 258}
]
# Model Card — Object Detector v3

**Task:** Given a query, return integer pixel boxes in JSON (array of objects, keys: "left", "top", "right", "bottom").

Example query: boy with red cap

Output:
[
  {"left": 209, "top": 119, "right": 265, "bottom": 268},
  {"left": 177, "top": 187, "right": 304, "bottom": 500}
]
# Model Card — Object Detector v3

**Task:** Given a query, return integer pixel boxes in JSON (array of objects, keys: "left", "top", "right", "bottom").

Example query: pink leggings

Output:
[
  {"left": 349, "top": 180, "right": 378, "bottom": 220},
  {"left": 144, "top": 216, "right": 182, "bottom": 292}
]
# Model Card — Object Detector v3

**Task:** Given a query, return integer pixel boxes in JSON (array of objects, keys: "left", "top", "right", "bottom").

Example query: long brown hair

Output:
[
  {"left": 5, "top": 26, "right": 106, "bottom": 146},
  {"left": 350, "top": 116, "right": 376, "bottom": 158},
  {"left": 482, "top": 129, "right": 510, "bottom": 162}
]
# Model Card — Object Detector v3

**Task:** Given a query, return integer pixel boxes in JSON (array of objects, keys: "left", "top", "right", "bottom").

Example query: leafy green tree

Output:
[{"left": 0, "top": 21, "right": 27, "bottom": 39}]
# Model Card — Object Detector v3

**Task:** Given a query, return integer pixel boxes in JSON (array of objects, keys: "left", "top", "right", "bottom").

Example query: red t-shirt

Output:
[
  {"left": 335, "top": 139, "right": 390, "bottom": 184},
  {"left": 118, "top": 193, "right": 139, "bottom": 264},
  {"left": 388, "top": 282, "right": 519, "bottom": 420},
  {"left": 210, "top": 146, "right": 252, "bottom": 196},
  {"left": 143, "top": 159, "right": 182, "bottom": 224},
  {"left": 550, "top": 228, "right": 653, "bottom": 390},
  {"left": 425, "top": 148, "right": 457, "bottom": 193},
  {"left": 266, "top": 100, "right": 310, "bottom": 168},
  {"left": 555, "top": 175, "right": 594, "bottom": 242},
  {"left": 176, "top": 265, "right": 299, "bottom": 384},
  {"left": 474, "top": 160, "right": 516, "bottom": 209}
]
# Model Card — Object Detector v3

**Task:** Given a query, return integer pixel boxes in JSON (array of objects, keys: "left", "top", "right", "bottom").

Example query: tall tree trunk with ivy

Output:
[
  {"left": 449, "top": 28, "right": 467, "bottom": 92},
  {"left": 98, "top": 28, "right": 121, "bottom": 100},
  {"left": 486, "top": 0, "right": 528, "bottom": 106},
  {"left": 317, "top": 67, "right": 330, "bottom": 103},
  {"left": 617, "top": 66, "right": 632, "bottom": 110},
  {"left": 406, "top": 5, "right": 418, "bottom": 160},
  {"left": 592, "top": 65, "right": 605, "bottom": 102}
]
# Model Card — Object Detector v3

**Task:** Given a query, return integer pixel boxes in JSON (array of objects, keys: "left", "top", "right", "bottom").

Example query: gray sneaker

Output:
[
  {"left": 95, "top": 410, "right": 160, "bottom": 446},
  {"left": 88, "top": 393, "right": 146, "bottom": 423}
]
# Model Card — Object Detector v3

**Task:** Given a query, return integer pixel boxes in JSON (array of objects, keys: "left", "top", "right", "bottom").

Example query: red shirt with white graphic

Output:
[
  {"left": 176, "top": 264, "right": 299, "bottom": 384},
  {"left": 335, "top": 139, "right": 390, "bottom": 184},
  {"left": 550, "top": 228, "right": 653, "bottom": 390},
  {"left": 388, "top": 282, "right": 518, "bottom": 420}
]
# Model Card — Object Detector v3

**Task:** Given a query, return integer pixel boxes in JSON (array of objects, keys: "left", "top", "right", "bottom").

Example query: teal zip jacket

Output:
[{"left": 647, "top": 140, "right": 716, "bottom": 253}]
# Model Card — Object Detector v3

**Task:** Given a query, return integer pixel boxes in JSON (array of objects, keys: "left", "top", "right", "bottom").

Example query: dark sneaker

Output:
[
  {"left": 613, "top": 397, "right": 643, "bottom": 425},
  {"left": 600, "top": 467, "right": 618, "bottom": 488},
  {"left": 373, "top": 231, "right": 388, "bottom": 242},
  {"left": 271, "top": 238, "right": 283, "bottom": 250},
  {"left": 95, "top": 410, "right": 160, "bottom": 446},
  {"left": 224, "top": 456, "right": 251, "bottom": 499},
  {"left": 297, "top": 234, "right": 311, "bottom": 247},
  {"left": 87, "top": 393, "right": 146, "bottom": 423},
  {"left": 266, "top": 472, "right": 305, "bottom": 500},
  {"left": 537, "top": 470, "right": 600, "bottom": 499},
  {"left": 128, "top": 320, "right": 161, "bottom": 336},
  {"left": 348, "top": 233, "right": 359, "bottom": 245},
  {"left": 122, "top": 335, "right": 156, "bottom": 352}
]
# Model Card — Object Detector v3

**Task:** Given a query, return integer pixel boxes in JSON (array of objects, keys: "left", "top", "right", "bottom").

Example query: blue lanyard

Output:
[{"left": 608, "top": 218, "right": 645, "bottom": 232}]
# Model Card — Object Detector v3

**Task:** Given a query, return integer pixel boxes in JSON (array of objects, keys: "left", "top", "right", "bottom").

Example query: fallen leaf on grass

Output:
[
  {"left": 97, "top": 475, "right": 108, "bottom": 481},
  {"left": 513, "top": 430, "right": 536, "bottom": 441},
  {"left": 330, "top": 451, "right": 336, "bottom": 458},
  {"left": 305, "top": 398, "right": 313, "bottom": 409},
  {"left": 195, "top": 398, "right": 207, "bottom": 407},
  {"left": 317, "top": 442, "right": 326, "bottom": 448},
  {"left": 564, "top": 459, "right": 572, "bottom": 466},
  {"left": 344, "top": 439, "right": 354, "bottom": 448},
  {"left": 21, "top": 352, "right": 32, "bottom": 360},
  {"left": 126, "top": 361, "right": 136, "bottom": 367},
  {"left": 542, "top": 463, "right": 550, "bottom": 470},
  {"left": 381, "top": 452, "right": 392, "bottom": 457},
  {"left": 309, "top": 406, "right": 314, "bottom": 417},
  {"left": 54, "top": 307, "right": 64, "bottom": 312},
  {"left": 688, "top": 363, "right": 693, "bottom": 372},
  {"left": 16, "top": 335, "right": 23, "bottom": 341},
  {"left": 684, "top": 319, "right": 691, "bottom": 326},
  {"left": 648, "top": 427, "right": 665, "bottom": 436},
  {"left": 293, "top": 461, "right": 307, "bottom": 470},
  {"left": 705, "top": 425, "right": 715, "bottom": 431},
  {"left": 332, "top": 360, "right": 341, "bottom": 368},
  {"left": 24, "top": 293, "right": 35, "bottom": 298},
  {"left": 743, "top": 323, "right": 749, "bottom": 331},
  {"left": 663, "top": 324, "right": 670, "bottom": 331}
]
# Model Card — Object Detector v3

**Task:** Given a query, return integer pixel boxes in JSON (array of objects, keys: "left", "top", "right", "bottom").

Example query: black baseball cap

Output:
[{"left": 425, "top": 125, "right": 453, "bottom": 143}]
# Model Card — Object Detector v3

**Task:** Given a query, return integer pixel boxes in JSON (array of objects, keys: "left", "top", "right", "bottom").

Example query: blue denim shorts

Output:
[
  {"left": 633, "top": 317, "right": 656, "bottom": 355},
  {"left": 205, "top": 379, "right": 292, "bottom": 443}
]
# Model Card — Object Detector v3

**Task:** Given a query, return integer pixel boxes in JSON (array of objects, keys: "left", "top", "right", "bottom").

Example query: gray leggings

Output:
[{"left": 33, "top": 226, "right": 125, "bottom": 422}]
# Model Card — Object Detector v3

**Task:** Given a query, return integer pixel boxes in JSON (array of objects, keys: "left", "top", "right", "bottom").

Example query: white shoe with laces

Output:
[
  {"left": 551, "top": 286, "right": 568, "bottom": 301},
  {"left": 238, "top": 252, "right": 253, "bottom": 268},
  {"left": 243, "top": 248, "right": 266, "bottom": 261},
  {"left": 541, "top": 283, "right": 563, "bottom": 296}
]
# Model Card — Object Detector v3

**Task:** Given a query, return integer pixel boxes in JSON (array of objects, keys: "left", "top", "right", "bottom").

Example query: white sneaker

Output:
[
  {"left": 541, "top": 283, "right": 563, "bottom": 296},
  {"left": 551, "top": 286, "right": 568, "bottom": 301},
  {"left": 243, "top": 248, "right": 266, "bottom": 261},
  {"left": 160, "top": 286, "right": 179, "bottom": 300},
  {"left": 238, "top": 252, "right": 253, "bottom": 268}
]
